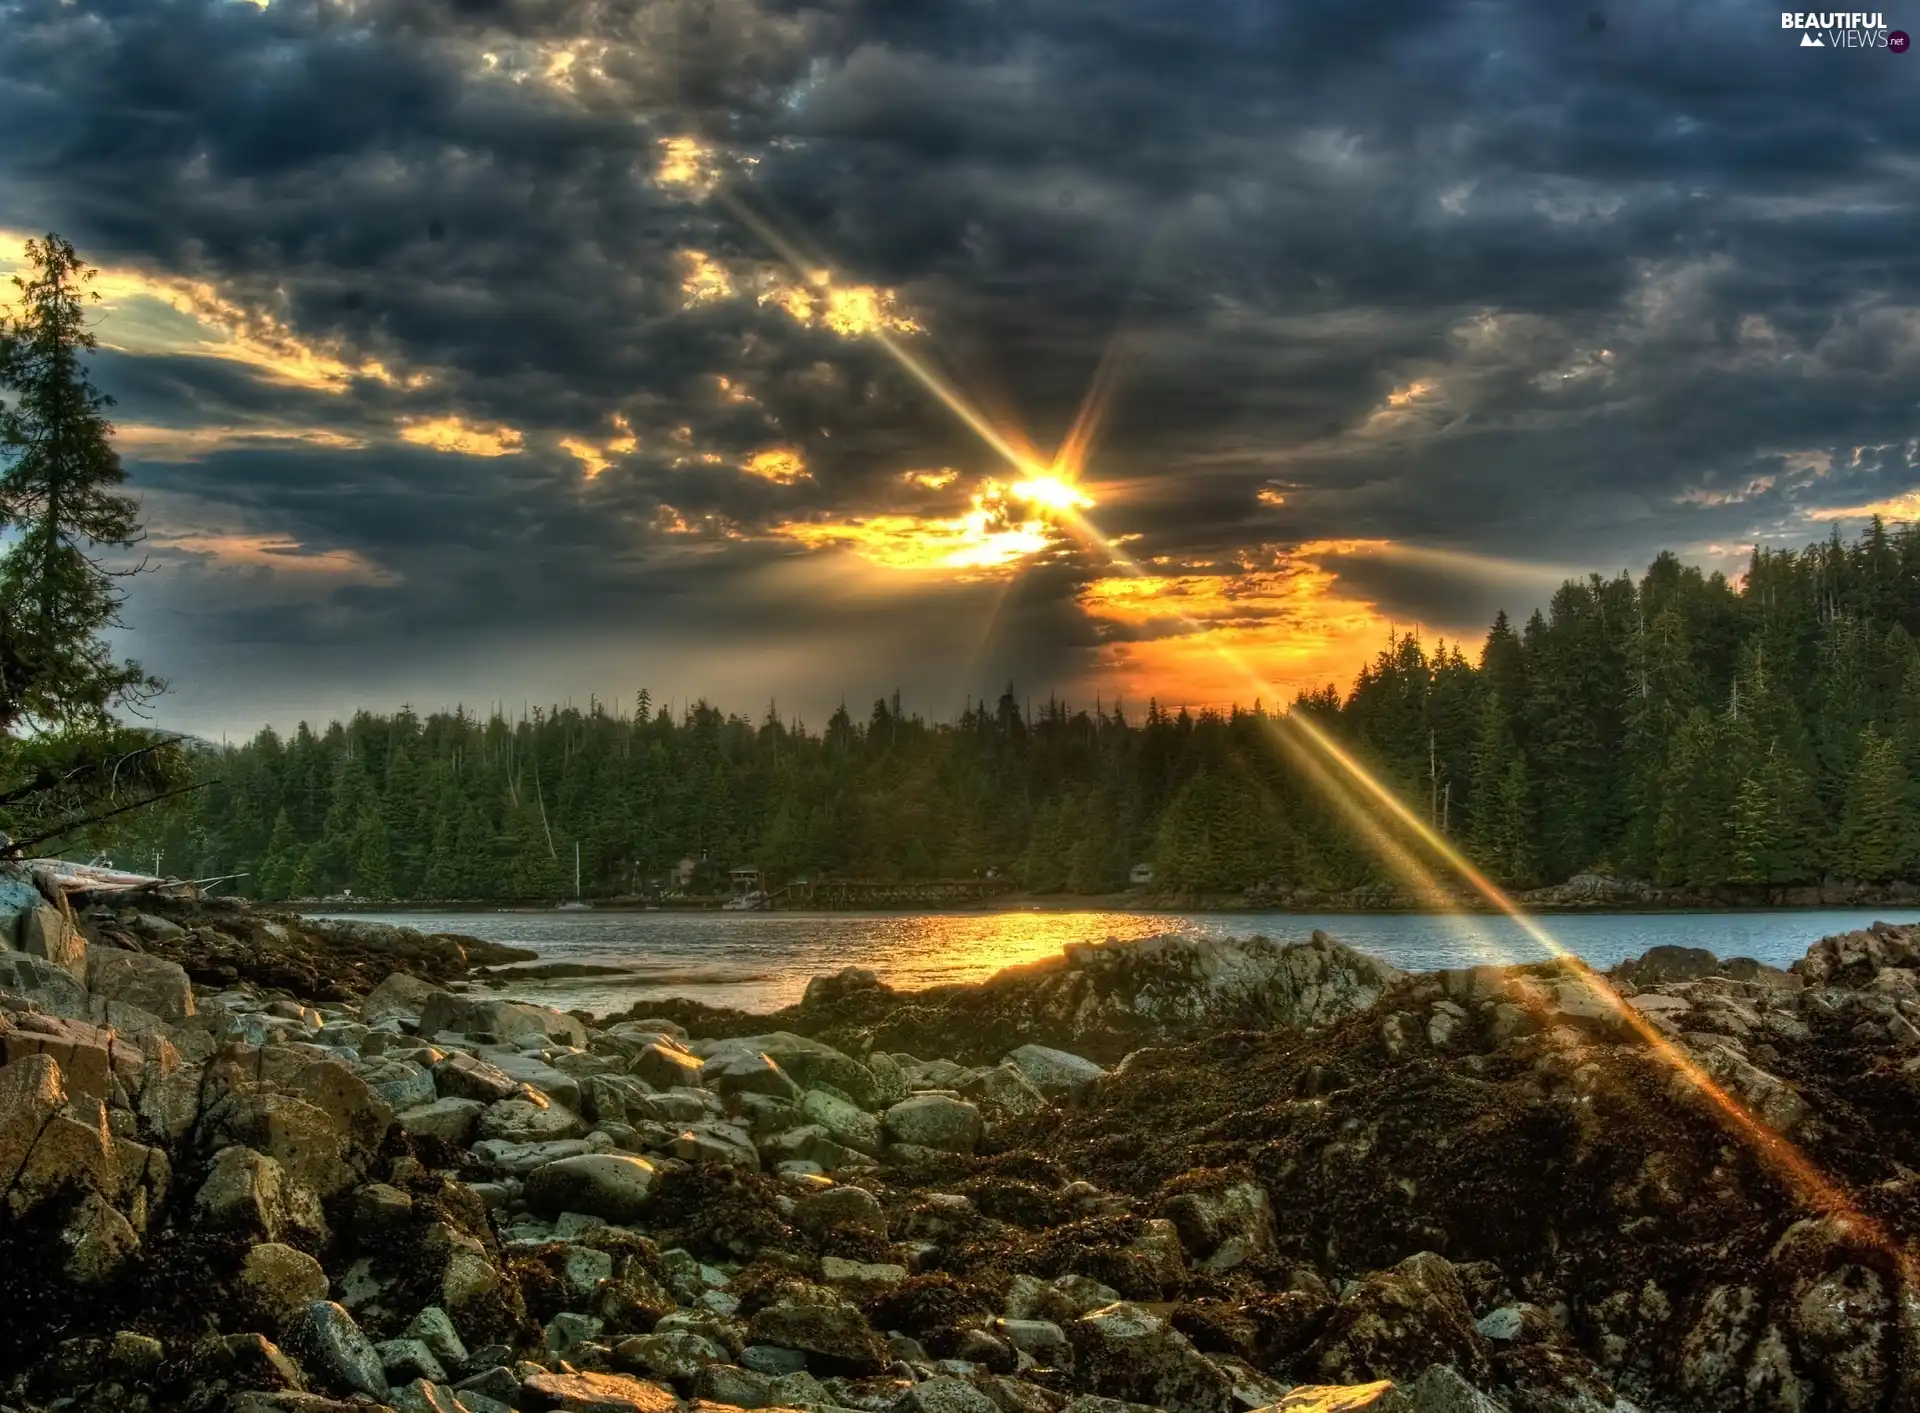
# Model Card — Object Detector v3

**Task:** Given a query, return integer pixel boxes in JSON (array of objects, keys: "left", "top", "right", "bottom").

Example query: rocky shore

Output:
[{"left": 0, "top": 864, "right": 1915, "bottom": 1413}]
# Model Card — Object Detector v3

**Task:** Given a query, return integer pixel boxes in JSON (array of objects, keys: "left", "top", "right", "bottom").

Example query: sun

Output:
[{"left": 1010, "top": 475, "right": 1095, "bottom": 513}]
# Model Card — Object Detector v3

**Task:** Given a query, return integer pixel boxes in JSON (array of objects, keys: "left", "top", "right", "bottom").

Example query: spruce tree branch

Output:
[{"left": 0, "top": 780, "right": 208, "bottom": 857}]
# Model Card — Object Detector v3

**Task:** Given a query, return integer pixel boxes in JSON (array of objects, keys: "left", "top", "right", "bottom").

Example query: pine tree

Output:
[
  {"left": 1840, "top": 726, "right": 1909, "bottom": 881},
  {"left": 0, "top": 235, "right": 156, "bottom": 726},
  {"left": 256, "top": 808, "right": 298, "bottom": 900}
]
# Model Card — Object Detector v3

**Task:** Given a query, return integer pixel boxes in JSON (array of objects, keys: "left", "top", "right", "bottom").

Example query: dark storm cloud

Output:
[{"left": 2, "top": 0, "right": 1916, "bottom": 729}]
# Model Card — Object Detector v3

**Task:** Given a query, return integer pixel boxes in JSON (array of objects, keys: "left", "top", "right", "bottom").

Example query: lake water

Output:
[{"left": 307, "top": 907, "right": 1920, "bottom": 1017}]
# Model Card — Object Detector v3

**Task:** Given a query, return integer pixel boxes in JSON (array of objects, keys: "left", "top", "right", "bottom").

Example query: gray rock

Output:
[
  {"left": 801, "top": 1088, "right": 883, "bottom": 1155},
  {"left": 417, "top": 994, "right": 587, "bottom": 1047},
  {"left": 194, "top": 1144, "right": 328, "bottom": 1244},
  {"left": 1377, "top": 1365, "right": 1512, "bottom": 1412},
  {"left": 694, "top": 1032, "right": 885, "bottom": 1108},
  {"left": 995, "top": 1319, "right": 1071, "bottom": 1367},
  {"left": 398, "top": 1097, "right": 488, "bottom": 1146},
  {"left": 1004, "top": 1045, "right": 1106, "bottom": 1098},
  {"left": 633, "top": 1041, "right": 706, "bottom": 1090},
  {"left": 389, "top": 1379, "right": 472, "bottom": 1413},
  {"left": 894, "top": 1377, "right": 1004, "bottom": 1413},
  {"left": 237, "top": 1241, "right": 330, "bottom": 1327},
  {"left": 561, "top": 1244, "right": 617, "bottom": 1299},
  {"left": 748, "top": 1285, "right": 891, "bottom": 1372},
  {"left": 795, "top": 1183, "right": 889, "bottom": 1238},
  {"left": 883, "top": 1095, "right": 983, "bottom": 1154},
  {"left": 475, "top": 1097, "right": 587, "bottom": 1143},
  {"left": 693, "top": 1362, "right": 776, "bottom": 1406},
  {"left": 1067, "top": 1302, "right": 1234, "bottom": 1413},
  {"left": 356, "top": 1058, "right": 438, "bottom": 1111},
  {"left": 486, "top": 1051, "right": 583, "bottom": 1110},
  {"left": 1159, "top": 1181, "right": 1277, "bottom": 1273},
  {"left": 0, "top": 951, "right": 91, "bottom": 1018},
  {"left": 433, "top": 1051, "right": 526, "bottom": 1103},
  {"left": 404, "top": 1306, "right": 469, "bottom": 1372},
  {"left": 524, "top": 1153, "right": 659, "bottom": 1222},
  {"left": 85, "top": 948, "right": 195, "bottom": 1018},
  {"left": 18, "top": 904, "right": 88, "bottom": 983},
  {"left": 289, "top": 1300, "right": 390, "bottom": 1398},
  {"left": 740, "top": 1344, "right": 811, "bottom": 1374},
  {"left": 701, "top": 1048, "right": 805, "bottom": 1101},
  {"left": 613, "top": 1329, "right": 728, "bottom": 1381},
  {"left": 361, "top": 971, "right": 445, "bottom": 1024},
  {"left": 545, "top": 1310, "right": 604, "bottom": 1354},
  {"left": 377, "top": 1337, "right": 450, "bottom": 1384}
]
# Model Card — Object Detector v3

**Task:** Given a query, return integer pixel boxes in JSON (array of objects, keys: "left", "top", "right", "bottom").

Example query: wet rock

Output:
[
  {"left": 206, "top": 1090, "right": 361, "bottom": 1198},
  {"left": 378, "top": 1337, "right": 451, "bottom": 1384},
  {"left": 695, "top": 1032, "right": 886, "bottom": 1108},
  {"left": 20, "top": 903, "right": 89, "bottom": 983},
  {"left": 518, "top": 1368, "right": 679, "bottom": 1412},
  {"left": 795, "top": 1182, "right": 889, "bottom": 1238},
  {"left": 702, "top": 1048, "right": 806, "bottom": 1101},
  {"left": 405, "top": 1305, "right": 470, "bottom": 1372},
  {"left": 1004, "top": 1045, "right": 1106, "bottom": 1099},
  {"left": 418, "top": 994, "right": 589, "bottom": 1047},
  {"left": 692, "top": 1361, "right": 776, "bottom": 1405},
  {"left": 239, "top": 1241, "right": 332, "bottom": 1327},
  {"left": 632, "top": 1040, "right": 705, "bottom": 1090},
  {"left": 895, "top": 1376, "right": 1005, "bottom": 1413},
  {"left": 477, "top": 1096, "right": 589, "bottom": 1143},
  {"left": 399, "top": 1096, "right": 488, "bottom": 1145},
  {"left": 288, "top": 1299, "right": 390, "bottom": 1398},
  {"left": 1311, "top": 1253, "right": 1488, "bottom": 1386},
  {"left": 1067, "top": 1301, "right": 1236, "bottom": 1413},
  {"left": 435, "top": 1050, "right": 527, "bottom": 1103},
  {"left": 524, "top": 1152, "right": 659, "bottom": 1221},
  {"left": 802, "top": 1088, "right": 885, "bottom": 1154},
  {"left": 884, "top": 1094, "right": 983, "bottom": 1154},
  {"left": 1159, "top": 1179, "right": 1277, "bottom": 1273},
  {"left": 390, "top": 1379, "right": 471, "bottom": 1413},
  {"left": 87, "top": 947, "right": 196, "bottom": 1018},
  {"left": 357, "top": 1056, "right": 438, "bottom": 1110},
  {"left": 362, "top": 971, "right": 444, "bottom": 1023},
  {"left": 612, "top": 1328, "right": 728, "bottom": 1381},
  {"left": 749, "top": 1282, "right": 893, "bottom": 1372}
]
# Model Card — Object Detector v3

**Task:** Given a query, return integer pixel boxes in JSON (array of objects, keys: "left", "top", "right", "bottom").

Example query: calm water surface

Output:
[{"left": 307, "top": 907, "right": 1920, "bottom": 1017}]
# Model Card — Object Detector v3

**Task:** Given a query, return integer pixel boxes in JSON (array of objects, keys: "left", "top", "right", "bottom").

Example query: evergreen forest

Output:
[{"left": 107, "top": 521, "right": 1920, "bottom": 901}]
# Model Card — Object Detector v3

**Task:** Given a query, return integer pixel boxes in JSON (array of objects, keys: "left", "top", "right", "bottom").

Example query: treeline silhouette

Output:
[{"left": 113, "top": 522, "right": 1920, "bottom": 899}]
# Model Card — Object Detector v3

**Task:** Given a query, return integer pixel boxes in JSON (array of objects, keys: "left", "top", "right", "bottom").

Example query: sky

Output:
[{"left": 0, "top": 0, "right": 1915, "bottom": 739}]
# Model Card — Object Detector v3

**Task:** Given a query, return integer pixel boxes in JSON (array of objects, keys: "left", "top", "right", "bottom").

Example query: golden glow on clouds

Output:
[
  {"left": 400, "top": 415, "right": 523, "bottom": 457},
  {"left": 901, "top": 468, "right": 959, "bottom": 490},
  {"left": 777, "top": 478, "right": 1059, "bottom": 572},
  {"left": 679, "top": 250, "right": 733, "bottom": 306},
  {"left": 743, "top": 447, "right": 809, "bottom": 484},
  {"left": 656, "top": 137, "right": 727, "bottom": 198},
  {"left": 113, "top": 424, "right": 367, "bottom": 460},
  {"left": 561, "top": 416, "right": 635, "bottom": 481},
  {"left": 1257, "top": 487, "right": 1288, "bottom": 506},
  {"left": 1009, "top": 476, "right": 1094, "bottom": 512},
  {"left": 152, "top": 532, "right": 398, "bottom": 586},
  {"left": 1812, "top": 489, "right": 1920, "bottom": 523},
  {"left": 0, "top": 229, "right": 419, "bottom": 395},
  {"left": 763, "top": 278, "right": 922, "bottom": 338}
]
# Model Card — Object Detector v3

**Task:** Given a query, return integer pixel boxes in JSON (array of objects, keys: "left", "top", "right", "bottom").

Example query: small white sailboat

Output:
[{"left": 556, "top": 842, "right": 592, "bottom": 910}]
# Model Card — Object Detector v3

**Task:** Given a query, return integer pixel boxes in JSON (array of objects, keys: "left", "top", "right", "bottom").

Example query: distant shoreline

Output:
[{"left": 294, "top": 891, "right": 1920, "bottom": 918}]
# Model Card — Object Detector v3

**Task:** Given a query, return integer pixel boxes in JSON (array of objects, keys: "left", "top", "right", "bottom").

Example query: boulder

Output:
[
  {"left": 524, "top": 1153, "right": 659, "bottom": 1222},
  {"left": 355, "top": 1058, "right": 437, "bottom": 1111},
  {"left": 434, "top": 1051, "right": 526, "bottom": 1103},
  {"left": 800, "top": 1088, "right": 883, "bottom": 1155},
  {"left": 883, "top": 1094, "right": 983, "bottom": 1154},
  {"left": 1160, "top": 1180, "right": 1278, "bottom": 1273},
  {"left": 1068, "top": 1302, "right": 1236, "bottom": 1413},
  {"left": 517, "top": 1369, "right": 679, "bottom": 1413},
  {"left": 0, "top": 952, "right": 91, "bottom": 1019},
  {"left": 477, "top": 1096, "right": 588, "bottom": 1143},
  {"left": 746, "top": 1283, "right": 891, "bottom": 1373},
  {"left": 1311, "top": 1252, "right": 1489, "bottom": 1386},
  {"left": 417, "top": 994, "right": 587, "bottom": 1047},
  {"left": 0, "top": 1014, "right": 119, "bottom": 1102},
  {"left": 403, "top": 1306, "right": 469, "bottom": 1372},
  {"left": 194, "top": 1144, "right": 327, "bottom": 1243},
  {"left": 19, "top": 904, "right": 88, "bottom": 983},
  {"left": 86, "top": 948, "right": 196, "bottom": 1018},
  {"left": 207, "top": 1090, "right": 360, "bottom": 1198},
  {"left": 62, "top": 1190, "right": 141, "bottom": 1282},
  {"left": 239, "top": 1242, "right": 331, "bottom": 1328},
  {"left": 1004, "top": 1045, "right": 1106, "bottom": 1098},
  {"left": 794, "top": 1183, "right": 888, "bottom": 1238},
  {"left": 895, "top": 1377, "right": 1004, "bottom": 1413},
  {"left": 700, "top": 1048, "right": 804, "bottom": 1101},
  {"left": 361, "top": 972, "right": 444, "bottom": 1024},
  {"left": 288, "top": 1300, "right": 390, "bottom": 1399},
  {"left": 397, "top": 1097, "right": 487, "bottom": 1146},
  {"left": 632, "top": 1041, "right": 705, "bottom": 1090},
  {"left": 694, "top": 1033, "right": 884, "bottom": 1108}
]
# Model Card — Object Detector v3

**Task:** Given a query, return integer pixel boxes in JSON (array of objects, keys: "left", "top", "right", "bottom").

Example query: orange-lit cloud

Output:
[
  {"left": 400, "top": 416, "right": 523, "bottom": 457},
  {"left": 1811, "top": 489, "right": 1920, "bottom": 523},
  {"left": 113, "top": 424, "right": 368, "bottom": 460},
  {"left": 152, "top": 532, "right": 400, "bottom": 587},
  {"left": 562, "top": 414, "right": 636, "bottom": 480},
  {"left": 776, "top": 478, "right": 1062, "bottom": 572},
  {"left": 901, "top": 468, "right": 959, "bottom": 490},
  {"left": 679, "top": 250, "right": 734, "bottom": 306},
  {"left": 0, "top": 230, "right": 418, "bottom": 394},
  {"left": 742, "top": 446, "right": 809, "bottom": 484},
  {"left": 761, "top": 278, "right": 921, "bottom": 337},
  {"left": 656, "top": 136, "right": 728, "bottom": 197}
]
